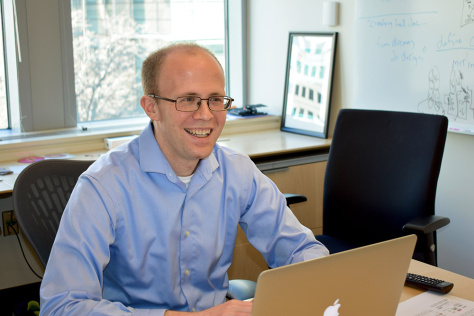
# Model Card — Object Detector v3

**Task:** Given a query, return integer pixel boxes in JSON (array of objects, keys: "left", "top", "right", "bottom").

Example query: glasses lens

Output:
[
  {"left": 209, "top": 97, "right": 231, "bottom": 111},
  {"left": 176, "top": 96, "right": 199, "bottom": 112}
]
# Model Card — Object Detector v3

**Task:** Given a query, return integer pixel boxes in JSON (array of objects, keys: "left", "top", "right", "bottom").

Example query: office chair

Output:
[
  {"left": 12, "top": 159, "right": 256, "bottom": 300},
  {"left": 315, "top": 109, "right": 450, "bottom": 266},
  {"left": 13, "top": 159, "right": 94, "bottom": 268}
]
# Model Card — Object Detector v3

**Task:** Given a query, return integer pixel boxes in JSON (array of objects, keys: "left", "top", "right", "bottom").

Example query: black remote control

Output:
[{"left": 406, "top": 273, "right": 454, "bottom": 294}]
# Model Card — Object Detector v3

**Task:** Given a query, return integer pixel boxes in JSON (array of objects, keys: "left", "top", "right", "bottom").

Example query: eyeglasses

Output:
[{"left": 148, "top": 95, "right": 234, "bottom": 112}]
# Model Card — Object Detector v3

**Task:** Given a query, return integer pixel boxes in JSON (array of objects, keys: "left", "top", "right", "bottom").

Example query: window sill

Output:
[{"left": 0, "top": 115, "right": 280, "bottom": 163}]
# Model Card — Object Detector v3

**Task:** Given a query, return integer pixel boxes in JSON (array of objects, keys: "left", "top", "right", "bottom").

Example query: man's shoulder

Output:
[
  {"left": 213, "top": 143, "right": 252, "bottom": 163},
  {"left": 86, "top": 139, "right": 140, "bottom": 180}
]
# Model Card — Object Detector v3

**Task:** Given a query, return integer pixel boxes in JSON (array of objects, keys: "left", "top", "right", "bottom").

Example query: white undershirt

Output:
[{"left": 178, "top": 174, "right": 194, "bottom": 189}]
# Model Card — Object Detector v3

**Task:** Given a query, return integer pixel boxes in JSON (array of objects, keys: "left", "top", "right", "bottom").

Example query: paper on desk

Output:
[
  {"left": 396, "top": 292, "right": 474, "bottom": 315},
  {"left": 8, "top": 165, "right": 28, "bottom": 174}
]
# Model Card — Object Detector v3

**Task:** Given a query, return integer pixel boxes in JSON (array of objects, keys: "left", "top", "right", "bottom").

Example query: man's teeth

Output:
[{"left": 185, "top": 129, "right": 211, "bottom": 137}]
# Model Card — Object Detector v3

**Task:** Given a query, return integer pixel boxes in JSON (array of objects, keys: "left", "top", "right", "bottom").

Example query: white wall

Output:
[
  {"left": 247, "top": 0, "right": 474, "bottom": 278},
  {"left": 436, "top": 132, "right": 474, "bottom": 278}
]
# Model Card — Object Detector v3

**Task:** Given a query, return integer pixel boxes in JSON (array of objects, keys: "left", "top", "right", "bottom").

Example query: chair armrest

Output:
[
  {"left": 402, "top": 215, "right": 450, "bottom": 234},
  {"left": 227, "top": 279, "right": 257, "bottom": 301},
  {"left": 283, "top": 193, "right": 307, "bottom": 207}
]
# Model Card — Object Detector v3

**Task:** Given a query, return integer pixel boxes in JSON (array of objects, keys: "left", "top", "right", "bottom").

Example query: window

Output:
[
  {"left": 1, "top": 0, "right": 246, "bottom": 136},
  {"left": 298, "top": 108, "right": 304, "bottom": 118},
  {"left": 319, "top": 66, "right": 325, "bottom": 79},
  {"left": 71, "top": 0, "right": 226, "bottom": 123},
  {"left": 315, "top": 43, "right": 323, "bottom": 54},
  {"left": 0, "top": 10, "right": 7, "bottom": 130}
]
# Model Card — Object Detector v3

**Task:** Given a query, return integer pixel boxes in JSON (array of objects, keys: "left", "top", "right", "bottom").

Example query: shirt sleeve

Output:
[
  {"left": 238, "top": 165, "right": 329, "bottom": 268},
  {"left": 39, "top": 175, "right": 167, "bottom": 316}
]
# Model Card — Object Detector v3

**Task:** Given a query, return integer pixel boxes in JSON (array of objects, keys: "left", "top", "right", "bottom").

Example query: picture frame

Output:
[{"left": 281, "top": 32, "right": 337, "bottom": 138}]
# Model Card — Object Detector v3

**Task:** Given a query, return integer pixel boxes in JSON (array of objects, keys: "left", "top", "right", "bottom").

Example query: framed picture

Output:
[{"left": 281, "top": 32, "right": 337, "bottom": 138}]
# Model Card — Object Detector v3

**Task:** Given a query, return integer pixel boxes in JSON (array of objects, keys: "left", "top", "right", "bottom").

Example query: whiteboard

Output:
[{"left": 354, "top": 0, "right": 474, "bottom": 135}]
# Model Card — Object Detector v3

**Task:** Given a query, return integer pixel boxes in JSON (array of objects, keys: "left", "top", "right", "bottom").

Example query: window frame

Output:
[{"left": 0, "top": 3, "right": 9, "bottom": 130}]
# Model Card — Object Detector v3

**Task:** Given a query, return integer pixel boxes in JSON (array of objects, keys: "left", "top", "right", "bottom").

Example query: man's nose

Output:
[{"left": 193, "top": 100, "right": 213, "bottom": 120}]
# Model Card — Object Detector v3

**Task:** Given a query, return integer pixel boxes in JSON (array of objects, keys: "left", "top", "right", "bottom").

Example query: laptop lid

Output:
[{"left": 251, "top": 234, "right": 417, "bottom": 316}]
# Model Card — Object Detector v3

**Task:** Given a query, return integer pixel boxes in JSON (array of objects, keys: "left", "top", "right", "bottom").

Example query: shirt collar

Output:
[{"left": 138, "top": 122, "right": 219, "bottom": 179}]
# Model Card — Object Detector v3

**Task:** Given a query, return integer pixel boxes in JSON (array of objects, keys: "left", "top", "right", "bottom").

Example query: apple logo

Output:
[{"left": 323, "top": 299, "right": 341, "bottom": 316}]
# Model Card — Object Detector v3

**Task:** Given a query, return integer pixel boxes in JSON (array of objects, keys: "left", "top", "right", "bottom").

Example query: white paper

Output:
[{"left": 397, "top": 292, "right": 474, "bottom": 315}]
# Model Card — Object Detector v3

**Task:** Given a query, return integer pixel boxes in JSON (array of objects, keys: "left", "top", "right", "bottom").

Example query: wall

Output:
[
  {"left": 247, "top": 0, "right": 474, "bottom": 278},
  {"left": 0, "top": 196, "right": 44, "bottom": 289}
]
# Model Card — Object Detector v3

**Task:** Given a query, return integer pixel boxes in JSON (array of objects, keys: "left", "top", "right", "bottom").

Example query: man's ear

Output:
[{"left": 140, "top": 95, "right": 159, "bottom": 121}]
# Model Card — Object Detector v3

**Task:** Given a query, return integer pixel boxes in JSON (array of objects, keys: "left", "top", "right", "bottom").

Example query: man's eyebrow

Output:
[{"left": 179, "top": 92, "right": 225, "bottom": 96}]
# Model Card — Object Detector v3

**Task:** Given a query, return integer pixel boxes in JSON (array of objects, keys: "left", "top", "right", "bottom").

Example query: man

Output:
[{"left": 40, "top": 43, "right": 328, "bottom": 315}]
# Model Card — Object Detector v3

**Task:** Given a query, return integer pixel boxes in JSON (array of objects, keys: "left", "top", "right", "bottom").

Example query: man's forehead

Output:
[
  {"left": 158, "top": 49, "right": 224, "bottom": 85},
  {"left": 164, "top": 48, "right": 218, "bottom": 68}
]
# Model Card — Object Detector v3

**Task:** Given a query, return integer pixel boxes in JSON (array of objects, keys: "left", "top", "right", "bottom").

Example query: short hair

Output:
[{"left": 141, "top": 42, "right": 223, "bottom": 95}]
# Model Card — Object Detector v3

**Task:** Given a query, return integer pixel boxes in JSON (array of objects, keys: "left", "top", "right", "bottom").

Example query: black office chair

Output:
[
  {"left": 13, "top": 159, "right": 94, "bottom": 268},
  {"left": 314, "top": 109, "right": 449, "bottom": 266}
]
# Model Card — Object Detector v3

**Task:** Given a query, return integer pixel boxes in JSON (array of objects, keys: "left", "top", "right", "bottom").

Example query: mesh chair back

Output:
[{"left": 13, "top": 159, "right": 93, "bottom": 268}]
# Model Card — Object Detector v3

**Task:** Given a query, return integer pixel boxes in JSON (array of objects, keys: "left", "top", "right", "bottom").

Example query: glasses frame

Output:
[{"left": 148, "top": 95, "right": 234, "bottom": 112}]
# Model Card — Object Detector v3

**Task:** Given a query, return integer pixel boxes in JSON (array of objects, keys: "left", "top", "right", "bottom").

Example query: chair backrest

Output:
[
  {"left": 13, "top": 159, "right": 93, "bottom": 268},
  {"left": 323, "top": 109, "right": 448, "bottom": 247}
]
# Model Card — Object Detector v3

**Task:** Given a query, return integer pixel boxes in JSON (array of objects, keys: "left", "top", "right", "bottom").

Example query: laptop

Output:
[{"left": 251, "top": 234, "right": 417, "bottom": 316}]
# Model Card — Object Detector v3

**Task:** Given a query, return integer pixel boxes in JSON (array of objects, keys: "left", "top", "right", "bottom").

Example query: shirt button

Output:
[
  {"left": 185, "top": 269, "right": 190, "bottom": 275},
  {"left": 185, "top": 230, "right": 190, "bottom": 237}
]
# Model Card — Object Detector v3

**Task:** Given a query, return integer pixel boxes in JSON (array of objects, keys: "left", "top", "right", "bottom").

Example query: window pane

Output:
[
  {"left": 0, "top": 11, "right": 8, "bottom": 130},
  {"left": 71, "top": 0, "right": 226, "bottom": 123}
]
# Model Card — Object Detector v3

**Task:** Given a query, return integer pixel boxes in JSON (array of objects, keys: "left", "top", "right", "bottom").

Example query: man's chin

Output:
[{"left": 192, "top": 147, "right": 216, "bottom": 160}]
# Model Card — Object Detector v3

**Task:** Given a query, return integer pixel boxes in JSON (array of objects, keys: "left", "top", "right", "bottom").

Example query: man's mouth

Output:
[{"left": 185, "top": 129, "right": 211, "bottom": 138}]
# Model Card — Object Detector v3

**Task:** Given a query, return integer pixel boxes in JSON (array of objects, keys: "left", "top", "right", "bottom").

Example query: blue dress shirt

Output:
[{"left": 40, "top": 123, "right": 329, "bottom": 315}]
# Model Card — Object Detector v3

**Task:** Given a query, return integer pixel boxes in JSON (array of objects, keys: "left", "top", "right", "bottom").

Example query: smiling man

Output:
[
  {"left": 39, "top": 43, "right": 328, "bottom": 316},
  {"left": 141, "top": 45, "right": 227, "bottom": 177}
]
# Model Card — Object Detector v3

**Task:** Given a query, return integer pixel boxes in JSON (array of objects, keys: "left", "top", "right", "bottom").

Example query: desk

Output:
[
  {"left": 403, "top": 260, "right": 474, "bottom": 302},
  {"left": 0, "top": 129, "right": 331, "bottom": 195}
]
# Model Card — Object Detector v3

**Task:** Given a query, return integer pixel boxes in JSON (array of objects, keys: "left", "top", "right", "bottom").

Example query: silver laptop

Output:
[{"left": 251, "top": 234, "right": 417, "bottom": 316}]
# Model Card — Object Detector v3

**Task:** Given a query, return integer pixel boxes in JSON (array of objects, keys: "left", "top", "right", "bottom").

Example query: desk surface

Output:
[
  {"left": 403, "top": 260, "right": 474, "bottom": 302},
  {"left": 0, "top": 129, "right": 331, "bottom": 195}
]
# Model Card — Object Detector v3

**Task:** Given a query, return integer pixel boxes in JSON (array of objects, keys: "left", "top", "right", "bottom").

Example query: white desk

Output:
[{"left": 0, "top": 129, "right": 331, "bottom": 196}]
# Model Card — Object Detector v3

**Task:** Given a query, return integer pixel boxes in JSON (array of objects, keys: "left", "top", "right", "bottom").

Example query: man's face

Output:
[{"left": 146, "top": 50, "right": 227, "bottom": 175}]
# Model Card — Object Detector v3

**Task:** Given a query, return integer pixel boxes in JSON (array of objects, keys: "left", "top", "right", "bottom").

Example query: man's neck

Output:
[{"left": 171, "top": 160, "right": 199, "bottom": 177}]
